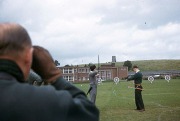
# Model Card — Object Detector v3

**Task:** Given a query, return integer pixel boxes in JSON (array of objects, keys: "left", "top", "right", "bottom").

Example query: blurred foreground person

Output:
[
  {"left": 127, "top": 65, "right": 145, "bottom": 112},
  {"left": 0, "top": 23, "right": 99, "bottom": 121}
]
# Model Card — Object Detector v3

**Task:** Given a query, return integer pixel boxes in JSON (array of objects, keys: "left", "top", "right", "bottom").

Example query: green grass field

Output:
[{"left": 75, "top": 79, "right": 180, "bottom": 121}]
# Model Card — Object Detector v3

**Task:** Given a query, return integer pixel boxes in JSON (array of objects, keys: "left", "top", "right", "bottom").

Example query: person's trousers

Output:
[
  {"left": 89, "top": 84, "right": 97, "bottom": 104},
  {"left": 135, "top": 86, "right": 145, "bottom": 110}
]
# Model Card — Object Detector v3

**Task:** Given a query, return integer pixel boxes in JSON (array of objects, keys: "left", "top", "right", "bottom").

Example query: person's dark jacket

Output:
[
  {"left": 0, "top": 59, "right": 99, "bottom": 121},
  {"left": 127, "top": 71, "right": 143, "bottom": 84}
]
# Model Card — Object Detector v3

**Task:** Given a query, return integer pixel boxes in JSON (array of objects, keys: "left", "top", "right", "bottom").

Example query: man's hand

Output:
[
  {"left": 124, "top": 76, "right": 128, "bottom": 80},
  {"left": 31, "top": 46, "right": 61, "bottom": 84},
  {"left": 125, "top": 75, "right": 131, "bottom": 81}
]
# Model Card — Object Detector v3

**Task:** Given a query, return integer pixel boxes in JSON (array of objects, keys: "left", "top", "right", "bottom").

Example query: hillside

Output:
[
  {"left": 79, "top": 59, "right": 180, "bottom": 71},
  {"left": 114, "top": 59, "right": 180, "bottom": 71}
]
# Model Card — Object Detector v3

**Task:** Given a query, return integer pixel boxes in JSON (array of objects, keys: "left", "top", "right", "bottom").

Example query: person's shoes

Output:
[
  {"left": 138, "top": 109, "right": 145, "bottom": 112},
  {"left": 134, "top": 109, "right": 145, "bottom": 112}
]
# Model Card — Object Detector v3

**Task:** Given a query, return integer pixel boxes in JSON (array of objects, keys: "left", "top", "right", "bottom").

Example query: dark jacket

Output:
[
  {"left": 0, "top": 59, "right": 99, "bottom": 121},
  {"left": 127, "top": 71, "right": 143, "bottom": 84}
]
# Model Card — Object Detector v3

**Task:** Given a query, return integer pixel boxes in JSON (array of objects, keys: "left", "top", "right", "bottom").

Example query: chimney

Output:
[{"left": 112, "top": 56, "right": 116, "bottom": 63}]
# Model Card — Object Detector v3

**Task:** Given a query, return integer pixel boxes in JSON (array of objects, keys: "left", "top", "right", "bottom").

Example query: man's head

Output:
[
  {"left": 0, "top": 23, "right": 33, "bottom": 80},
  {"left": 89, "top": 63, "right": 96, "bottom": 71},
  {"left": 132, "top": 65, "right": 139, "bottom": 72}
]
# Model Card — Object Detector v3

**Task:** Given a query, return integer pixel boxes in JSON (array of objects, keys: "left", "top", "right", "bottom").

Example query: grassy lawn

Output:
[{"left": 75, "top": 79, "right": 180, "bottom": 121}]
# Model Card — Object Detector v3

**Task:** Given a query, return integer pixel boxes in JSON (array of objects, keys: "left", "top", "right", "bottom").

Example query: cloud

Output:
[{"left": 0, "top": 0, "right": 180, "bottom": 66}]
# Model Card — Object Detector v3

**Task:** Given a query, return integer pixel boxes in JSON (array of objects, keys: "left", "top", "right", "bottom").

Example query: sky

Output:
[{"left": 0, "top": 0, "right": 180, "bottom": 66}]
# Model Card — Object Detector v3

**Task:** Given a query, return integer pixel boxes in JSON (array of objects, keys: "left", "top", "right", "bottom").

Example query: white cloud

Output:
[{"left": 0, "top": 0, "right": 180, "bottom": 66}]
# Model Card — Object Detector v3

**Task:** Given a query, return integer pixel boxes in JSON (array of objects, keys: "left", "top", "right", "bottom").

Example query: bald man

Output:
[{"left": 0, "top": 23, "right": 99, "bottom": 121}]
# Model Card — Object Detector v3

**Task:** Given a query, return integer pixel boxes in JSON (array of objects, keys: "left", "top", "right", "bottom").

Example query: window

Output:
[
  {"left": 64, "top": 68, "right": 68, "bottom": 74},
  {"left": 69, "top": 68, "right": 73, "bottom": 73},
  {"left": 81, "top": 68, "right": 85, "bottom": 73},
  {"left": 106, "top": 71, "right": 111, "bottom": 80},
  {"left": 99, "top": 70, "right": 111, "bottom": 80},
  {"left": 74, "top": 69, "right": 77, "bottom": 73},
  {"left": 121, "top": 68, "right": 127, "bottom": 71},
  {"left": 86, "top": 68, "right": 89, "bottom": 73},
  {"left": 63, "top": 76, "right": 74, "bottom": 82},
  {"left": 64, "top": 76, "right": 69, "bottom": 80},
  {"left": 63, "top": 68, "right": 73, "bottom": 74},
  {"left": 69, "top": 76, "right": 73, "bottom": 81}
]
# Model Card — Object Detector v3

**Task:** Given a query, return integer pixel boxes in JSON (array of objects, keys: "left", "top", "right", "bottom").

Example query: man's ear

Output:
[
  {"left": 24, "top": 47, "right": 33, "bottom": 63},
  {"left": 23, "top": 47, "right": 33, "bottom": 79}
]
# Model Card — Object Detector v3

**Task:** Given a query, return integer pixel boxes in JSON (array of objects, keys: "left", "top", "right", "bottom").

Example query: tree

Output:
[
  {"left": 54, "top": 60, "right": 60, "bottom": 66},
  {"left": 123, "top": 60, "right": 132, "bottom": 71}
]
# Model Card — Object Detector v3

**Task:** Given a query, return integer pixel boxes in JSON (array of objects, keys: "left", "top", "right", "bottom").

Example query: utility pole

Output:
[{"left": 98, "top": 55, "right": 100, "bottom": 72}]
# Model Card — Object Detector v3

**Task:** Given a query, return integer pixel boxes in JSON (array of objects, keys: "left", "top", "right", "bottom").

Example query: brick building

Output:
[{"left": 58, "top": 63, "right": 128, "bottom": 82}]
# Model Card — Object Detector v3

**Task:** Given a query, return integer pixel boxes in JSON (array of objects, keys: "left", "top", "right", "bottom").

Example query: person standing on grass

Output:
[
  {"left": 127, "top": 65, "right": 145, "bottom": 112},
  {"left": 88, "top": 63, "right": 99, "bottom": 104}
]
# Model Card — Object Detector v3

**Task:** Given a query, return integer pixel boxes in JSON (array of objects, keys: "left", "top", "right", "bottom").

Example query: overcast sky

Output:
[{"left": 0, "top": 0, "right": 180, "bottom": 66}]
